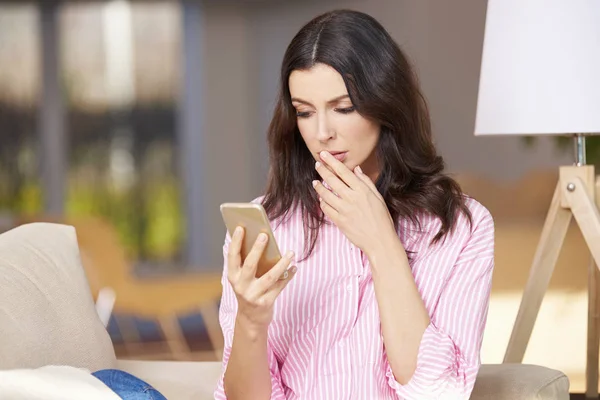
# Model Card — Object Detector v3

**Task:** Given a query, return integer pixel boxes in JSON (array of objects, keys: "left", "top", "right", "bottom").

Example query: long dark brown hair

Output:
[{"left": 262, "top": 9, "right": 471, "bottom": 261}]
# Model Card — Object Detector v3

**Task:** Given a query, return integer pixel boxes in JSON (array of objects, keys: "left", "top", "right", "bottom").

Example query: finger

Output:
[
  {"left": 315, "top": 160, "right": 351, "bottom": 198},
  {"left": 255, "top": 250, "right": 295, "bottom": 293},
  {"left": 354, "top": 165, "right": 384, "bottom": 200},
  {"left": 263, "top": 266, "right": 297, "bottom": 303},
  {"left": 319, "top": 151, "right": 362, "bottom": 189},
  {"left": 240, "top": 232, "right": 269, "bottom": 280},
  {"left": 312, "top": 180, "right": 343, "bottom": 211},
  {"left": 227, "top": 226, "right": 244, "bottom": 272},
  {"left": 319, "top": 198, "right": 339, "bottom": 222}
]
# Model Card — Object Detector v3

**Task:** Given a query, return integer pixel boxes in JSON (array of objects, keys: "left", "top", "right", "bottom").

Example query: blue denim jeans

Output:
[{"left": 92, "top": 369, "right": 167, "bottom": 400}]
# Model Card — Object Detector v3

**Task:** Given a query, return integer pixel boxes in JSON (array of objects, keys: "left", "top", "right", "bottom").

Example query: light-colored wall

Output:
[
  {"left": 245, "top": 0, "right": 572, "bottom": 189},
  {"left": 199, "top": 2, "right": 258, "bottom": 267}
]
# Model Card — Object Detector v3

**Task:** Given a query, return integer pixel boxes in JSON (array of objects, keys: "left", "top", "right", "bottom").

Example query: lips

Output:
[{"left": 329, "top": 151, "right": 348, "bottom": 162}]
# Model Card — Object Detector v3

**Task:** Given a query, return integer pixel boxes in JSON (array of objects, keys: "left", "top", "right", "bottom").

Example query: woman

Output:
[{"left": 215, "top": 9, "right": 494, "bottom": 400}]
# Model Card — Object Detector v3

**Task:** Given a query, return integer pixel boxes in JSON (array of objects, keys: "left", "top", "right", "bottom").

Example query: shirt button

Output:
[{"left": 346, "top": 285, "right": 353, "bottom": 291}]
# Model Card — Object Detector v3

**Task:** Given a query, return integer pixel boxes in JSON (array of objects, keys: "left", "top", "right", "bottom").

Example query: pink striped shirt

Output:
[{"left": 215, "top": 196, "right": 494, "bottom": 399}]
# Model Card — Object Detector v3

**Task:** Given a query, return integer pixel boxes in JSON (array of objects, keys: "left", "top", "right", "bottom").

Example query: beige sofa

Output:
[{"left": 0, "top": 222, "right": 570, "bottom": 399}]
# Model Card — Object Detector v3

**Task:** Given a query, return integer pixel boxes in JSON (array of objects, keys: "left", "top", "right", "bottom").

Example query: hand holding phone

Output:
[{"left": 221, "top": 202, "right": 297, "bottom": 330}]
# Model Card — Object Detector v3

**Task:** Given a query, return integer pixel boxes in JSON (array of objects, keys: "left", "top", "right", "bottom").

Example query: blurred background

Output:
[{"left": 0, "top": 0, "right": 593, "bottom": 393}]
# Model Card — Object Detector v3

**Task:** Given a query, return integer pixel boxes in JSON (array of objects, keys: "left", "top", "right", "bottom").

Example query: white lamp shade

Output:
[{"left": 474, "top": 0, "right": 600, "bottom": 136}]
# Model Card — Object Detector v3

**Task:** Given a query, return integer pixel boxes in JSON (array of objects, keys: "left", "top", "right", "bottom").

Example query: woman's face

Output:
[{"left": 289, "top": 63, "right": 380, "bottom": 181}]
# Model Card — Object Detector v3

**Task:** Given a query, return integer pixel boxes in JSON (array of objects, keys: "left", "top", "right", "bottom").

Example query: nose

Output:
[{"left": 316, "top": 113, "right": 335, "bottom": 142}]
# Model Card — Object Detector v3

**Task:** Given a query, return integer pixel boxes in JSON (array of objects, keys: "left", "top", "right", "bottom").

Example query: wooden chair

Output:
[{"left": 17, "top": 215, "right": 224, "bottom": 362}]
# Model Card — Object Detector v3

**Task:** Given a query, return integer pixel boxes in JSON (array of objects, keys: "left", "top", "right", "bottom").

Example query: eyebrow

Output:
[{"left": 291, "top": 94, "right": 350, "bottom": 107}]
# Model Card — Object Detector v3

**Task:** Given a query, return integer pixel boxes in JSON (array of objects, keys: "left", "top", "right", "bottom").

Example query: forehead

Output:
[{"left": 289, "top": 63, "right": 348, "bottom": 100}]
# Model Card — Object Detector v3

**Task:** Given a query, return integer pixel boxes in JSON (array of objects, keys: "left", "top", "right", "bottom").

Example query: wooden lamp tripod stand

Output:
[
  {"left": 503, "top": 134, "right": 600, "bottom": 398},
  {"left": 474, "top": 1, "right": 600, "bottom": 397}
]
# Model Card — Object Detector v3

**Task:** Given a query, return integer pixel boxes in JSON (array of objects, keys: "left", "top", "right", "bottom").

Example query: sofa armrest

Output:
[
  {"left": 116, "top": 360, "right": 222, "bottom": 400},
  {"left": 116, "top": 360, "right": 569, "bottom": 400},
  {"left": 472, "top": 364, "right": 570, "bottom": 400}
]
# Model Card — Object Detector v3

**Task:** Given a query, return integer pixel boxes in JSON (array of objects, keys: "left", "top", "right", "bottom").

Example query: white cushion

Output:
[
  {"left": 0, "top": 223, "right": 116, "bottom": 372},
  {"left": 0, "top": 365, "right": 120, "bottom": 400}
]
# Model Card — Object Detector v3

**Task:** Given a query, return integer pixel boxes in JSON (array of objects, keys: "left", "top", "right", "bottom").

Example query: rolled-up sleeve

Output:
[
  {"left": 214, "top": 234, "right": 287, "bottom": 400},
  {"left": 386, "top": 211, "right": 495, "bottom": 399}
]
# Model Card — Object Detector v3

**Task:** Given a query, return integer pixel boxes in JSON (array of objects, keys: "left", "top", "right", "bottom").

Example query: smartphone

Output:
[{"left": 220, "top": 202, "right": 282, "bottom": 278}]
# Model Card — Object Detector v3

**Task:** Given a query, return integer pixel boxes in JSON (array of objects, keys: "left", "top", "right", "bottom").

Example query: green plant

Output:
[{"left": 66, "top": 177, "right": 183, "bottom": 261}]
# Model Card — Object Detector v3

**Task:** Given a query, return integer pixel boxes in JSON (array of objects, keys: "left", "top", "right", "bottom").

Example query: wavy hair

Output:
[{"left": 262, "top": 9, "right": 471, "bottom": 260}]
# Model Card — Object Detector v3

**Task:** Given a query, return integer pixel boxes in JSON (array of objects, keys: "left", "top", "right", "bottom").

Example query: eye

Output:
[
  {"left": 335, "top": 106, "right": 355, "bottom": 114},
  {"left": 296, "top": 111, "right": 312, "bottom": 118}
]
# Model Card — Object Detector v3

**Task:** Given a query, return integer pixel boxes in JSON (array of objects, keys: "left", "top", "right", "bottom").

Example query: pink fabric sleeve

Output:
[
  {"left": 214, "top": 235, "right": 287, "bottom": 400},
  {"left": 386, "top": 213, "right": 495, "bottom": 399}
]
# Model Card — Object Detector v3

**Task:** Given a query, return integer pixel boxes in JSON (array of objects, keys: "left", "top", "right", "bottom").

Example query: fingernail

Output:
[
  {"left": 234, "top": 227, "right": 242, "bottom": 237},
  {"left": 286, "top": 250, "right": 295, "bottom": 260},
  {"left": 291, "top": 266, "right": 297, "bottom": 273},
  {"left": 258, "top": 233, "right": 267, "bottom": 243},
  {"left": 312, "top": 180, "right": 319, "bottom": 188},
  {"left": 315, "top": 161, "right": 321, "bottom": 169},
  {"left": 356, "top": 165, "right": 363, "bottom": 174},
  {"left": 320, "top": 151, "right": 329, "bottom": 158}
]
